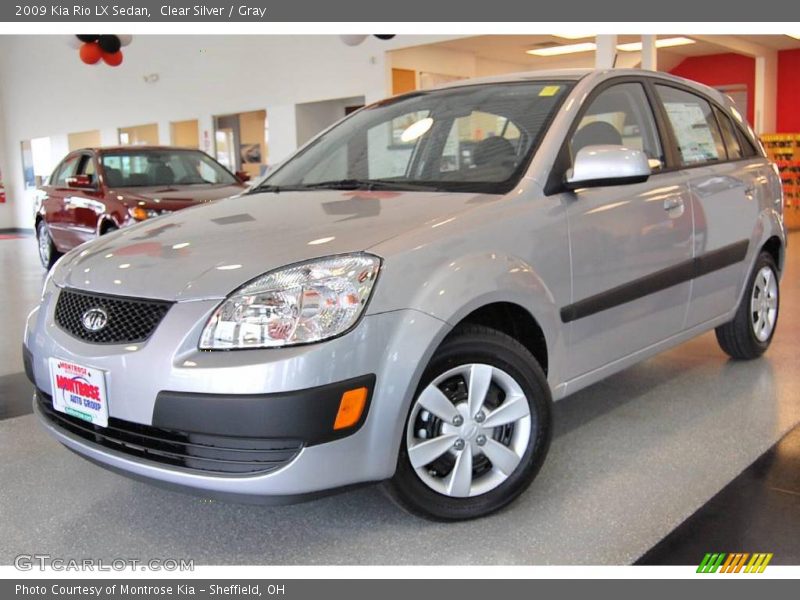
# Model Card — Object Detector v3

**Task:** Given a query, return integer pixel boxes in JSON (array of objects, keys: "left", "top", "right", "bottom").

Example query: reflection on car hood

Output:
[
  {"left": 54, "top": 189, "right": 496, "bottom": 301},
  {"left": 115, "top": 183, "right": 246, "bottom": 209}
]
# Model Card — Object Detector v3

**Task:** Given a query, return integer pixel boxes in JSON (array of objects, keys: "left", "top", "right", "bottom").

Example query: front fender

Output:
[{"left": 372, "top": 250, "right": 567, "bottom": 390}]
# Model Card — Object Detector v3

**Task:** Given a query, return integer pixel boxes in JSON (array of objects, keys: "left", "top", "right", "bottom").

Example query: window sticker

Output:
[
  {"left": 539, "top": 85, "right": 561, "bottom": 97},
  {"left": 664, "top": 101, "right": 719, "bottom": 163}
]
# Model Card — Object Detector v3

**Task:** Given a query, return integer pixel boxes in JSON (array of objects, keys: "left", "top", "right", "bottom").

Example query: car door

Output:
[
  {"left": 654, "top": 85, "right": 759, "bottom": 328},
  {"left": 41, "top": 154, "right": 82, "bottom": 250},
  {"left": 66, "top": 153, "right": 107, "bottom": 245},
  {"left": 560, "top": 80, "right": 694, "bottom": 380}
]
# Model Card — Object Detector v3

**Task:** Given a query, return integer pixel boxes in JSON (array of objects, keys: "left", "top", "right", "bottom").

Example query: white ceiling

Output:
[{"left": 424, "top": 34, "right": 800, "bottom": 70}]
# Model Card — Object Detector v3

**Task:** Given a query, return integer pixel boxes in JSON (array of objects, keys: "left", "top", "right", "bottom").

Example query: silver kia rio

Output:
[{"left": 25, "top": 68, "right": 785, "bottom": 520}]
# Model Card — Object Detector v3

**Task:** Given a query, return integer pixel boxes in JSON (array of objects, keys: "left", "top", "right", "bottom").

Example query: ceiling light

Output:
[
  {"left": 400, "top": 117, "right": 434, "bottom": 143},
  {"left": 552, "top": 34, "right": 593, "bottom": 40},
  {"left": 527, "top": 42, "right": 597, "bottom": 56},
  {"left": 617, "top": 37, "right": 696, "bottom": 52}
]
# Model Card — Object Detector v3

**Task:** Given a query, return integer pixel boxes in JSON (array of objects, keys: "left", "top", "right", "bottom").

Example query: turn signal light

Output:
[
  {"left": 333, "top": 387, "right": 368, "bottom": 430},
  {"left": 129, "top": 206, "right": 150, "bottom": 221}
]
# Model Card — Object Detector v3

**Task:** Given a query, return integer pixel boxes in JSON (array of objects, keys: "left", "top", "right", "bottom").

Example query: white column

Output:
[
  {"left": 157, "top": 119, "right": 171, "bottom": 145},
  {"left": 755, "top": 52, "right": 778, "bottom": 134},
  {"left": 0, "top": 92, "right": 13, "bottom": 229},
  {"left": 595, "top": 35, "right": 618, "bottom": 69},
  {"left": 266, "top": 104, "right": 298, "bottom": 166},
  {"left": 641, "top": 35, "right": 657, "bottom": 71},
  {"left": 197, "top": 114, "right": 215, "bottom": 157}
]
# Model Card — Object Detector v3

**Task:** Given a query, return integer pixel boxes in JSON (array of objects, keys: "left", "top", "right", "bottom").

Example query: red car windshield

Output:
[{"left": 100, "top": 150, "right": 238, "bottom": 187}]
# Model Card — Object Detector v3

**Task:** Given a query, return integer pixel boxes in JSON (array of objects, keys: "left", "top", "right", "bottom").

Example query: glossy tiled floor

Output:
[{"left": 0, "top": 232, "right": 798, "bottom": 565}]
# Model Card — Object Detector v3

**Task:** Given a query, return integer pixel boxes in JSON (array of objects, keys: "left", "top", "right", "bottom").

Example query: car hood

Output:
[
  {"left": 115, "top": 183, "right": 246, "bottom": 210},
  {"left": 54, "top": 189, "right": 496, "bottom": 301}
]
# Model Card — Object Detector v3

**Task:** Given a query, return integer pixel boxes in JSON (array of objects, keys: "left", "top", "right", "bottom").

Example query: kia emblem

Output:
[{"left": 81, "top": 308, "right": 108, "bottom": 332}]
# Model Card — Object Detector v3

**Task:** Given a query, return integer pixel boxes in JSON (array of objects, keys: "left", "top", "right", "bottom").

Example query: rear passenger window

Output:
[
  {"left": 655, "top": 85, "right": 726, "bottom": 166},
  {"left": 570, "top": 82, "right": 664, "bottom": 169},
  {"left": 713, "top": 107, "right": 743, "bottom": 160},
  {"left": 737, "top": 129, "right": 760, "bottom": 158}
]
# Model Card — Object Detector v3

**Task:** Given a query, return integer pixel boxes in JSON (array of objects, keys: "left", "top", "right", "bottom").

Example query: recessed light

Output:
[
  {"left": 552, "top": 34, "right": 594, "bottom": 40},
  {"left": 617, "top": 37, "right": 696, "bottom": 52},
  {"left": 527, "top": 42, "right": 597, "bottom": 56}
]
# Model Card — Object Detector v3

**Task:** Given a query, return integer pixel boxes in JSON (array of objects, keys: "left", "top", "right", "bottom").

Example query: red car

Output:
[{"left": 35, "top": 146, "right": 250, "bottom": 268}]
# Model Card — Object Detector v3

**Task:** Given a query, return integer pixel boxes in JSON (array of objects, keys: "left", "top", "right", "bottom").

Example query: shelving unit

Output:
[{"left": 761, "top": 133, "right": 800, "bottom": 231}]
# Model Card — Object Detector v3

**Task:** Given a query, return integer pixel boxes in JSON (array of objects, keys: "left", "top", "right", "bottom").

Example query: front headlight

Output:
[{"left": 199, "top": 253, "right": 381, "bottom": 350}]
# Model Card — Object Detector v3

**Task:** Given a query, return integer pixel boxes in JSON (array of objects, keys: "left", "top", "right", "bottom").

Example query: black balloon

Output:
[
  {"left": 76, "top": 35, "right": 99, "bottom": 43},
  {"left": 98, "top": 35, "right": 121, "bottom": 54},
  {"left": 374, "top": 35, "right": 396, "bottom": 40}
]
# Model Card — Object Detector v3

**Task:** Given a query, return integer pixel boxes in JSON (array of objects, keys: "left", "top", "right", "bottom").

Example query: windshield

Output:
[
  {"left": 100, "top": 149, "right": 238, "bottom": 188},
  {"left": 260, "top": 81, "right": 571, "bottom": 194}
]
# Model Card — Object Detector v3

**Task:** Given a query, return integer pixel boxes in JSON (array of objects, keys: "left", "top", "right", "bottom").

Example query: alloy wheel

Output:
[
  {"left": 750, "top": 265, "right": 778, "bottom": 342},
  {"left": 37, "top": 223, "right": 50, "bottom": 266}
]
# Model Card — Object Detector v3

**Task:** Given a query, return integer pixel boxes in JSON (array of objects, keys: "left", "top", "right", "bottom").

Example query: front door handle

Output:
[{"left": 663, "top": 196, "right": 684, "bottom": 212}]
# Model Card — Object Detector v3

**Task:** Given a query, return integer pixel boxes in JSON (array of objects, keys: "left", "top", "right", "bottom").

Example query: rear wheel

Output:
[
  {"left": 36, "top": 220, "right": 61, "bottom": 270},
  {"left": 386, "top": 325, "right": 552, "bottom": 521},
  {"left": 715, "top": 251, "right": 780, "bottom": 359}
]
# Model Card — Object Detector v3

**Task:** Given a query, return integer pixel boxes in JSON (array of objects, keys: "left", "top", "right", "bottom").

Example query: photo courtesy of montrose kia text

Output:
[{"left": 1, "top": 0, "right": 800, "bottom": 595}]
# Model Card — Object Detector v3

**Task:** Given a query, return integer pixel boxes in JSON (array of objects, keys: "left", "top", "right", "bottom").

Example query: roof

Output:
[
  {"left": 432, "top": 67, "right": 732, "bottom": 111},
  {"left": 70, "top": 145, "right": 205, "bottom": 154}
]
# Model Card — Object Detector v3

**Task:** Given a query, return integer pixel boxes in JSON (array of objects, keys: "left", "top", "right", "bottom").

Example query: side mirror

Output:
[
  {"left": 66, "top": 174, "right": 95, "bottom": 189},
  {"left": 565, "top": 145, "right": 651, "bottom": 190},
  {"left": 235, "top": 170, "right": 251, "bottom": 183}
]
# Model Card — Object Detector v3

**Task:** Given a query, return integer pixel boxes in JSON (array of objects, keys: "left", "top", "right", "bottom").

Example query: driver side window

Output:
[{"left": 570, "top": 82, "right": 664, "bottom": 170}]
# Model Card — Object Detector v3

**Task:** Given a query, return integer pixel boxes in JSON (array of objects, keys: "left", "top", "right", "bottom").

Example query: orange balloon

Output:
[
  {"left": 103, "top": 51, "right": 123, "bottom": 67},
  {"left": 79, "top": 42, "right": 102, "bottom": 65}
]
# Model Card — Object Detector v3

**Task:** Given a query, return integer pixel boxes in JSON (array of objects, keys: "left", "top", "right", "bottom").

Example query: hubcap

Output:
[
  {"left": 406, "top": 363, "right": 532, "bottom": 498},
  {"left": 750, "top": 265, "right": 778, "bottom": 342},
  {"left": 37, "top": 224, "right": 50, "bottom": 264}
]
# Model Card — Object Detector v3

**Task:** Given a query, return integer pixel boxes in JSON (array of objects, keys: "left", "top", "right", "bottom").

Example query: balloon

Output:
[
  {"left": 79, "top": 42, "right": 103, "bottom": 65},
  {"left": 98, "top": 35, "right": 121, "bottom": 54},
  {"left": 76, "top": 34, "right": 99, "bottom": 43},
  {"left": 374, "top": 35, "right": 396, "bottom": 40},
  {"left": 102, "top": 51, "right": 123, "bottom": 67},
  {"left": 66, "top": 36, "right": 82, "bottom": 49},
  {"left": 117, "top": 34, "right": 133, "bottom": 47},
  {"left": 339, "top": 34, "right": 368, "bottom": 46}
]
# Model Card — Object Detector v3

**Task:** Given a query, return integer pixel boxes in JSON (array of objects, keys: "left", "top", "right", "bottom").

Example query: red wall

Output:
[
  {"left": 777, "top": 49, "right": 800, "bottom": 132},
  {"left": 669, "top": 53, "right": 756, "bottom": 126}
]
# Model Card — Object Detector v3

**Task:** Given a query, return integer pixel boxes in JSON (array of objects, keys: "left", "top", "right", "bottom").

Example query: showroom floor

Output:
[{"left": 1, "top": 232, "right": 798, "bottom": 565}]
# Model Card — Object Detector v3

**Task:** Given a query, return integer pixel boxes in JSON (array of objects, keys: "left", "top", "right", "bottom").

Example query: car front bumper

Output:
[{"left": 25, "top": 283, "right": 449, "bottom": 500}]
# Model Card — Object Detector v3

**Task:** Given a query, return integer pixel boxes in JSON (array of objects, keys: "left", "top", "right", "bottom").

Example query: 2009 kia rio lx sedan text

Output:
[{"left": 25, "top": 69, "right": 786, "bottom": 520}]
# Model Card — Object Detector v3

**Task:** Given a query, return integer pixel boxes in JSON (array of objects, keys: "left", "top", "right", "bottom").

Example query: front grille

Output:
[
  {"left": 54, "top": 289, "right": 172, "bottom": 344},
  {"left": 37, "top": 392, "right": 303, "bottom": 475}
]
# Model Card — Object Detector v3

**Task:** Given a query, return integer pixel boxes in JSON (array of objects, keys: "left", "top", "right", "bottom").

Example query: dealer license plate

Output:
[{"left": 48, "top": 358, "right": 109, "bottom": 428}]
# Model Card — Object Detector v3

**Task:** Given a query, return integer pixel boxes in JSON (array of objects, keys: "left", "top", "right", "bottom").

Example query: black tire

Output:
[
  {"left": 100, "top": 222, "right": 118, "bottom": 235},
  {"left": 715, "top": 251, "right": 780, "bottom": 360},
  {"left": 36, "top": 220, "right": 62, "bottom": 270},
  {"left": 385, "top": 325, "right": 552, "bottom": 521}
]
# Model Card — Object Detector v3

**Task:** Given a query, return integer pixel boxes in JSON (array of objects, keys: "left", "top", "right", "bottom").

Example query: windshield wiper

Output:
[
  {"left": 251, "top": 179, "right": 440, "bottom": 194},
  {"left": 298, "top": 179, "right": 439, "bottom": 191}
]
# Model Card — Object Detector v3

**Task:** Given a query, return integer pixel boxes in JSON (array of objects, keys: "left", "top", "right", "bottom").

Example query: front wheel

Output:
[
  {"left": 36, "top": 220, "right": 62, "bottom": 270},
  {"left": 385, "top": 325, "right": 552, "bottom": 521},
  {"left": 715, "top": 251, "right": 780, "bottom": 360}
]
